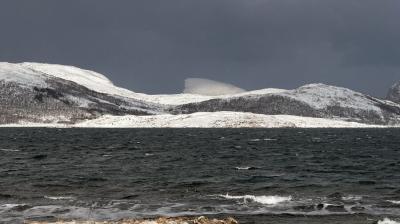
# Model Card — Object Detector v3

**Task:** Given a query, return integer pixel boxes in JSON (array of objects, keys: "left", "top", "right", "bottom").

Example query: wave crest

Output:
[
  {"left": 219, "top": 194, "right": 292, "bottom": 205},
  {"left": 378, "top": 218, "right": 400, "bottom": 224}
]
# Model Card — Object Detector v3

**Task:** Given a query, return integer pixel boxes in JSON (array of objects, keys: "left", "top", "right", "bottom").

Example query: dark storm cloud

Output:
[{"left": 0, "top": 0, "right": 399, "bottom": 96}]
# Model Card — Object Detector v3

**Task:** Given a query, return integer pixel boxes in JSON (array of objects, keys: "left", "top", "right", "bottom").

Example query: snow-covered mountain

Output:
[
  {"left": 1, "top": 62, "right": 399, "bottom": 127},
  {"left": 0, "top": 62, "right": 162, "bottom": 124},
  {"left": 171, "top": 83, "right": 400, "bottom": 125}
]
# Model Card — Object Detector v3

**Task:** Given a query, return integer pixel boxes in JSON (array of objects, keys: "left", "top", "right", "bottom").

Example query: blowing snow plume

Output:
[{"left": 183, "top": 78, "right": 245, "bottom": 96}]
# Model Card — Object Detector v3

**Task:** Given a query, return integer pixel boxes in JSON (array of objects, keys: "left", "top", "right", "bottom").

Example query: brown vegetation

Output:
[{"left": 26, "top": 216, "right": 239, "bottom": 224}]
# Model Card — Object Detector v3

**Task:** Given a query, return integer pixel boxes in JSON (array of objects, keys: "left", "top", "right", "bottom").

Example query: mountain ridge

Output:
[{"left": 1, "top": 62, "right": 399, "bottom": 127}]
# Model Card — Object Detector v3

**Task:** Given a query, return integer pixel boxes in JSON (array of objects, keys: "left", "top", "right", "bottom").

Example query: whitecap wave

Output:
[
  {"left": 387, "top": 200, "right": 400, "bottom": 205},
  {"left": 378, "top": 218, "right": 400, "bottom": 224},
  {"left": 0, "top": 148, "right": 20, "bottom": 152},
  {"left": 44, "top": 196, "right": 75, "bottom": 200},
  {"left": 342, "top": 195, "right": 363, "bottom": 201},
  {"left": 235, "top": 166, "right": 256, "bottom": 170},
  {"left": 0, "top": 204, "right": 25, "bottom": 209},
  {"left": 219, "top": 194, "right": 292, "bottom": 205},
  {"left": 249, "top": 139, "right": 261, "bottom": 142},
  {"left": 263, "top": 138, "right": 277, "bottom": 141}
]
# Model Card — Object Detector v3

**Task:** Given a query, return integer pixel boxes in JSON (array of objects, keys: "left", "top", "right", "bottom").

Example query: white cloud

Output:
[{"left": 183, "top": 78, "right": 245, "bottom": 96}]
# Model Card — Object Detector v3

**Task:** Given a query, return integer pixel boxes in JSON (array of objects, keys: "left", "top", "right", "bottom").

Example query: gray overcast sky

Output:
[{"left": 0, "top": 0, "right": 399, "bottom": 96}]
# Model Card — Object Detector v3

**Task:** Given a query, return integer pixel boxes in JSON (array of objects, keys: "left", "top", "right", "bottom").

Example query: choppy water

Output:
[{"left": 1, "top": 128, "right": 400, "bottom": 224}]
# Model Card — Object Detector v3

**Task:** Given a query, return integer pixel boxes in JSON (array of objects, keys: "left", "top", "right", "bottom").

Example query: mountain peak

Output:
[{"left": 20, "top": 62, "right": 115, "bottom": 86}]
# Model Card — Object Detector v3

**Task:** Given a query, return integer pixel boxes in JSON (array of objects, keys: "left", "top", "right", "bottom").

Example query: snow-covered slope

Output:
[
  {"left": 0, "top": 62, "right": 287, "bottom": 106},
  {"left": 172, "top": 83, "right": 400, "bottom": 125},
  {"left": 1, "top": 112, "right": 382, "bottom": 128},
  {"left": 279, "top": 83, "right": 390, "bottom": 112},
  {"left": 0, "top": 62, "right": 164, "bottom": 124},
  {"left": 0, "top": 62, "right": 47, "bottom": 87},
  {"left": 21, "top": 62, "right": 117, "bottom": 91},
  {"left": 76, "top": 112, "right": 382, "bottom": 128},
  {"left": 1, "top": 62, "right": 400, "bottom": 127},
  {"left": 3, "top": 62, "right": 146, "bottom": 100}
]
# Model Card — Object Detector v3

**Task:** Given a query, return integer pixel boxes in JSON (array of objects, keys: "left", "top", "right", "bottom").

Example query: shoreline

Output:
[
  {"left": 22, "top": 215, "right": 400, "bottom": 224},
  {"left": 25, "top": 216, "right": 238, "bottom": 224},
  {"left": 0, "top": 112, "right": 392, "bottom": 128}
]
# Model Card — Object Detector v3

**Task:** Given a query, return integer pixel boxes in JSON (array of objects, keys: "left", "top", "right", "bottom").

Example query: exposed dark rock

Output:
[{"left": 316, "top": 203, "right": 324, "bottom": 210}]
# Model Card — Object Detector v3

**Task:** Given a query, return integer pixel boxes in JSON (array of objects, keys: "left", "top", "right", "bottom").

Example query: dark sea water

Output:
[{"left": 1, "top": 128, "right": 400, "bottom": 224}]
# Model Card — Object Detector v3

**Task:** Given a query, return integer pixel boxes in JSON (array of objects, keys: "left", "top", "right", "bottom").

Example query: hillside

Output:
[{"left": 1, "top": 62, "right": 400, "bottom": 127}]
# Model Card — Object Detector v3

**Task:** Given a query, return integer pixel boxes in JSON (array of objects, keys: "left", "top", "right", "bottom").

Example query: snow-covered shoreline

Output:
[{"left": 0, "top": 112, "right": 389, "bottom": 128}]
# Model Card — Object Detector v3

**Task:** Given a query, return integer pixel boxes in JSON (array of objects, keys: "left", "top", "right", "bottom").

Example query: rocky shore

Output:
[{"left": 26, "top": 216, "right": 239, "bottom": 224}]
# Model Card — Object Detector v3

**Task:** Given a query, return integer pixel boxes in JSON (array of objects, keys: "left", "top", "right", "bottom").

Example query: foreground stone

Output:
[{"left": 26, "top": 216, "right": 239, "bottom": 224}]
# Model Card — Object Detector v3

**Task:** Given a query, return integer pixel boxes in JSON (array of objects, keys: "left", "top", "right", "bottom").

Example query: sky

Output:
[{"left": 0, "top": 0, "right": 399, "bottom": 96}]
